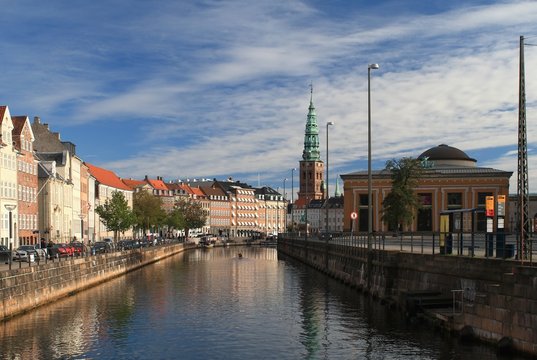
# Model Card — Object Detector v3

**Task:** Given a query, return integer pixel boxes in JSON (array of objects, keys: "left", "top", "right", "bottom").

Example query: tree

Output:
[
  {"left": 168, "top": 198, "right": 207, "bottom": 238},
  {"left": 381, "top": 157, "right": 423, "bottom": 232},
  {"left": 133, "top": 191, "right": 166, "bottom": 236},
  {"left": 95, "top": 191, "right": 135, "bottom": 242}
]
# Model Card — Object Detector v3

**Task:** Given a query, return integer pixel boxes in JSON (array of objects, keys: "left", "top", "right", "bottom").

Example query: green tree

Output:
[
  {"left": 133, "top": 191, "right": 166, "bottom": 235},
  {"left": 169, "top": 198, "right": 207, "bottom": 238},
  {"left": 381, "top": 157, "right": 423, "bottom": 232},
  {"left": 95, "top": 191, "right": 135, "bottom": 242}
]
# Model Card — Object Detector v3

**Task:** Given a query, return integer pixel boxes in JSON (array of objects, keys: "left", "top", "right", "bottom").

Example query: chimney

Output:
[{"left": 34, "top": 116, "right": 40, "bottom": 124}]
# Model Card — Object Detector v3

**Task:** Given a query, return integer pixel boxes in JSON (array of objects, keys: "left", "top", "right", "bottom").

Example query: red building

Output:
[{"left": 12, "top": 115, "right": 39, "bottom": 245}]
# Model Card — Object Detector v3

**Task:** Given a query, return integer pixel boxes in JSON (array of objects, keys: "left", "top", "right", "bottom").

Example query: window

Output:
[
  {"left": 447, "top": 193, "right": 462, "bottom": 210},
  {"left": 417, "top": 193, "right": 432, "bottom": 231}
]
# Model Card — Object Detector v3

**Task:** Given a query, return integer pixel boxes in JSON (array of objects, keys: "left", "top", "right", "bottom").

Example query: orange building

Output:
[{"left": 341, "top": 144, "right": 513, "bottom": 233}]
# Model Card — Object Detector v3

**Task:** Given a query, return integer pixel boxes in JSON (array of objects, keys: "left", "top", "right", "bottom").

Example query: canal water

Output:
[{"left": 0, "top": 247, "right": 524, "bottom": 359}]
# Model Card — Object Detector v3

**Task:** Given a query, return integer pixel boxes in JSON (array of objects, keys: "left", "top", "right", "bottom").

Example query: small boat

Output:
[{"left": 199, "top": 239, "right": 214, "bottom": 248}]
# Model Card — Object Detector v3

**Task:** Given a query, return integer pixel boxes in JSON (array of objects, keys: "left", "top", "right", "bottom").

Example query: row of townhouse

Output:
[
  {"left": 0, "top": 106, "right": 136, "bottom": 249},
  {"left": 131, "top": 177, "right": 288, "bottom": 239},
  {"left": 1, "top": 105, "right": 289, "bottom": 248}
]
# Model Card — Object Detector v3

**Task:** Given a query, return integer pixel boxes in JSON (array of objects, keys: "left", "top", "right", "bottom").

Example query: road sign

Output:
[{"left": 350, "top": 212, "right": 357, "bottom": 219}]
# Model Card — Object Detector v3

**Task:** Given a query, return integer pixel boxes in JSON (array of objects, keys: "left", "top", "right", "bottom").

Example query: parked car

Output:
[
  {"left": 117, "top": 239, "right": 140, "bottom": 250},
  {"left": 92, "top": 241, "right": 109, "bottom": 254},
  {"left": 139, "top": 238, "right": 153, "bottom": 247},
  {"left": 70, "top": 242, "right": 85, "bottom": 256},
  {"left": 103, "top": 238, "right": 114, "bottom": 251},
  {"left": 48, "top": 243, "right": 74, "bottom": 258},
  {"left": 13, "top": 244, "right": 46, "bottom": 262},
  {"left": 0, "top": 245, "right": 11, "bottom": 263}
]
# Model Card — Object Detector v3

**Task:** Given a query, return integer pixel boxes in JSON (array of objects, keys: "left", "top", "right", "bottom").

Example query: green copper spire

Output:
[
  {"left": 334, "top": 176, "right": 342, "bottom": 197},
  {"left": 302, "top": 85, "right": 321, "bottom": 161}
]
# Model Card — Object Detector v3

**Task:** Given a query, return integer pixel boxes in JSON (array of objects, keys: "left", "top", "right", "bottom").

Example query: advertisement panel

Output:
[
  {"left": 486, "top": 196, "right": 495, "bottom": 217},
  {"left": 497, "top": 195, "right": 506, "bottom": 217}
]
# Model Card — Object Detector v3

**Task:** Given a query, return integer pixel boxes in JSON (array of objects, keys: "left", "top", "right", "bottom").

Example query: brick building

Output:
[{"left": 341, "top": 144, "right": 513, "bottom": 233}]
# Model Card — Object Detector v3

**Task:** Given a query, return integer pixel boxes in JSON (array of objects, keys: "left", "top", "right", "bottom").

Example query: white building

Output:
[{"left": 0, "top": 106, "right": 20, "bottom": 248}]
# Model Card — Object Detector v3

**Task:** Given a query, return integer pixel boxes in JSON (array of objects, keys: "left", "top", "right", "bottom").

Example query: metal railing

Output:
[
  {"left": 1, "top": 237, "right": 191, "bottom": 271},
  {"left": 280, "top": 231, "right": 535, "bottom": 266}
]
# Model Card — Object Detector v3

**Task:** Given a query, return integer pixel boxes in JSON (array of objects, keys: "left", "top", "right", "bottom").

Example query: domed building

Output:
[
  {"left": 341, "top": 144, "right": 512, "bottom": 233},
  {"left": 418, "top": 144, "right": 477, "bottom": 167}
]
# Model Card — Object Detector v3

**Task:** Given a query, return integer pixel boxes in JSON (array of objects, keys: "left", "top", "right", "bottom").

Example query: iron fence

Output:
[{"left": 281, "top": 231, "right": 535, "bottom": 266}]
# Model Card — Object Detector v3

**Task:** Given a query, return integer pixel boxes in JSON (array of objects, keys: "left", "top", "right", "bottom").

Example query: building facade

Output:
[
  {"left": 341, "top": 144, "right": 513, "bottom": 233},
  {"left": 12, "top": 115, "right": 39, "bottom": 245},
  {"left": 0, "top": 106, "right": 19, "bottom": 248},
  {"left": 201, "top": 184, "right": 230, "bottom": 237},
  {"left": 85, "top": 163, "right": 133, "bottom": 240}
]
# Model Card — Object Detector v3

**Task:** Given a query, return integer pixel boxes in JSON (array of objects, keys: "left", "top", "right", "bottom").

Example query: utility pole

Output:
[{"left": 517, "top": 35, "right": 530, "bottom": 261}]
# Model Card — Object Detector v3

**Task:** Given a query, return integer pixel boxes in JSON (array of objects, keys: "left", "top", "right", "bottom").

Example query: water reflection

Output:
[{"left": 0, "top": 247, "right": 525, "bottom": 359}]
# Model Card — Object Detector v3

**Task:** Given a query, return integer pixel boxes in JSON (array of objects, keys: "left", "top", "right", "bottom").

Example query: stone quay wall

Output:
[
  {"left": 0, "top": 244, "right": 187, "bottom": 321},
  {"left": 278, "top": 238, "right": 537, "bottom": 356}
]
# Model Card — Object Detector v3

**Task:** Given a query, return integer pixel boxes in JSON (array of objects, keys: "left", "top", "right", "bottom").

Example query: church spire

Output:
[
  {"left": 334, "top": 176, "right": 342, "bottom": 197},
  {"left": 302, "top": 84, "right": 321, "bottom": 161}
]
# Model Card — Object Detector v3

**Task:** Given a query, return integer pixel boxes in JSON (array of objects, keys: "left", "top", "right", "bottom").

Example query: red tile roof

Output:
[
  {"left": 191, "top": 187, "right": 206, "bottom": 198},
  {"left": 0, "top": 106, "right": 7, "bottom": 127},
  {"left": 121, "top": 178, "right": 147, "bottom": 190},
  {"left": 11, "top": 116, "right": 32, "bottom": 151},
  {"left": 11, "top": 116, "right": 27, "bottom": 136},
  {"left": 179, "top": 183, "right": 195, "bottom": 195},
  {"left": 165, "top": 182, "right": 183, "bottom": 190},
  {"left": 85, "top": 163, "right": 132, "bottom": 191},
  {"left": 146, "top": 178, "right": 168, "bottom": 191}
]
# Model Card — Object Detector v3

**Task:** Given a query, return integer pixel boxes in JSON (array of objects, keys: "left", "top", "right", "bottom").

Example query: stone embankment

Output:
[
  {"left": 0, "top": 243, "right": 188, "bottom": 321},
  {"left": 278, "top": 238, "right": 537, "bottom": 357}
]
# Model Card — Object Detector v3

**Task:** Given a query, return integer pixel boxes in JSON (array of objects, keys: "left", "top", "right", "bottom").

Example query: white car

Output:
[{"left": 13, "top": 244, "right": 47, "bottom": 262}]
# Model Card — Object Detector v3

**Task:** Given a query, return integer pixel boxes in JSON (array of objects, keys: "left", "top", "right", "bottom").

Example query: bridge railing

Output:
[{"left": 280, "top": 231, "right": 535, "bottom": 266}]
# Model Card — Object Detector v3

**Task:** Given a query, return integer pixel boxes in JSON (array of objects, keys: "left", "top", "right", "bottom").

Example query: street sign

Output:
[{"left": 350, "top": 212, "right": 357, "bottom": 219}]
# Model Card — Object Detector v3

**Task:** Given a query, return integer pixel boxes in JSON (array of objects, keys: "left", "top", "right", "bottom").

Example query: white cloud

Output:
[{"left": 2, "top": 0, "right": 537, "bottom": 193}]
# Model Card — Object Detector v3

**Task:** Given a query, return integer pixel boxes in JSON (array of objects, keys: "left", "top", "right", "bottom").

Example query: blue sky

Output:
[{"left": 1, "top": 0, "right": 537, "bottom": 196}]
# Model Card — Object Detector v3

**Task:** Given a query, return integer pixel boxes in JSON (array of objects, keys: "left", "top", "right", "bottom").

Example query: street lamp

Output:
[
  {"left": 276, "top": 187, "right": 280, "bottom": 237},
  {"left": 5, "top": 204, "right": 16, "bottom": 248},
  {"left": 325, "top": 121, "right": 334, "bottom": 235},
  {"left": 368, "top": 63, "right": 379, "bottom": 257},
  {"left": 78, "top": 213, "right": 85, "bottom": 244},
  {"left": 291, "top": 168, "right": 296, "bottom": 232},
  {"left": 283, "top": 178, "right": 287, "bottom": 233}
]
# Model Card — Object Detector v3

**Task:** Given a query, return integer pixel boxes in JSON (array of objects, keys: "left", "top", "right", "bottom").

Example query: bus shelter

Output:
[{"left": 439, "top": 208, "right": 481, "bottom": 256}]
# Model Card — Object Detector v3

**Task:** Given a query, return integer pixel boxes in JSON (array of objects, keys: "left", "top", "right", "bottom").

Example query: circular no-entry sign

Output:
[{"left": 350, "top": 212, "right": 357, "bottom": 220}]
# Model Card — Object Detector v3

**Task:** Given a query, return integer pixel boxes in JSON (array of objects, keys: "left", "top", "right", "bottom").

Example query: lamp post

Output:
[
  {"left": 305, "top": 168, "right": 309, "bottom": 240},
  {"left": 5, "top": 204, "right": 16, "bottom": 249},
  {"left": 367, "top": 63, "right": 379, "bottom": 287},
  {"left": 276, "top": 187, "right": 280, "bottom": 237},
  {"left": 291, "top": 168, "right": 296, "bottom": 232},
  {"left": 283, "top": 178, "right": 287, "bottom": 233},
  {"left": 325, "top": 121, "right": 334, "bottom": 235},
  {"left": 79, "top": 214, "right": 85, "bottom": 244}
]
